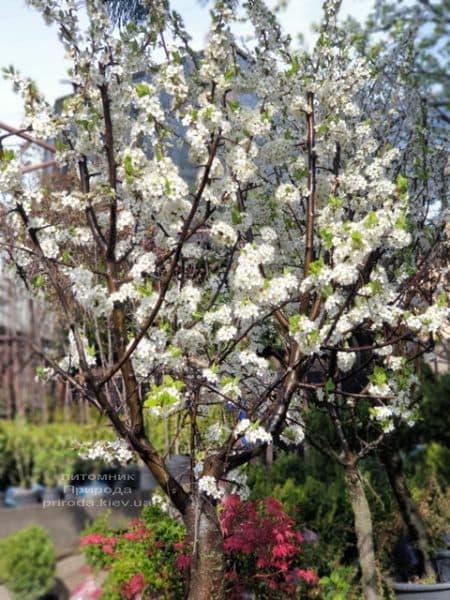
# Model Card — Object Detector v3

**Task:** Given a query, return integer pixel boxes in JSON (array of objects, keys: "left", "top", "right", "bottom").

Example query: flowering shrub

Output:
[
  {"left": 80, "top": 497, "right": 318, "bottom": 599},
  {"left": 80, "top": 505, "right": 186, "bottom": 599},
  {"left": 221, "top": 495, "right": 318, "bottom": 598}
]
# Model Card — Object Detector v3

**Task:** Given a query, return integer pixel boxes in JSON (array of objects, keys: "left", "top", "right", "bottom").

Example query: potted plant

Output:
[
  {"left": 0, "top": 422, "right": 40, "bottom": 506},
  {"left": 434, "top": 550, "right": 450, "bottom": 583},
  {"left": 392, "top": 580, "right": 450, "bottom": 599},
  {"left": 391, "top": 534, "right": 450, "bottom": 598},
  {"left": 32, "top": 429, "right": 75, "bottom": 502},
  {"left": 0, "top": 525, "right": 56, "bottom": 599}
]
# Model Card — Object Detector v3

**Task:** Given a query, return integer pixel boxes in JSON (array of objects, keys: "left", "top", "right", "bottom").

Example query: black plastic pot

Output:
[
  {"left": 2, "top": 486, "right": 40, "bottom": 507},
  {"left": 40, "top": 486, "right": 64, "bottom": 503},
  {"left": 393, "top": 581, "right": 450, "bottom": 599},
  {"left": 434, "top": 551, "right": 450, "bottom": 583},
  {"left": 443, "top": 533, "right": 450, "bottom": 549},
  {"left": 139, "top": 465, "right": 156, "bottom": 492}
]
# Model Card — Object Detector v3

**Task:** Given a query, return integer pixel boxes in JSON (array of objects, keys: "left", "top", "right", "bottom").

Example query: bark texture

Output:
[
  {"left": 382, "top": 449, "right": 435, "bottom": 579},
  {"left": 184, "top": 499, "right": 225, "bottom": 600},
  {"left": 345, "top": 463, "right": 379, "bottom": 600}
]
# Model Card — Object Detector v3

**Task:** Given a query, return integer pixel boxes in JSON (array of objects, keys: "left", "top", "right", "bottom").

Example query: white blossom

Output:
[
  {"left": 79, "top": 440, "right": 134, "bottom": 465},
  {"left": 198, "top": 475, "right": 224, "bottom": 500},
  {"left": 233, "top": 419, "right": 272, "bottom": 444},
  {"left": 337, "top": 351, "right": 356, "bottom": 372}
]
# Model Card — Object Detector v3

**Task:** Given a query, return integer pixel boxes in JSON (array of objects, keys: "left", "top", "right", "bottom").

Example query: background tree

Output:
[{"left": 0, "top": 0, "right": 447, "bottom": 598}]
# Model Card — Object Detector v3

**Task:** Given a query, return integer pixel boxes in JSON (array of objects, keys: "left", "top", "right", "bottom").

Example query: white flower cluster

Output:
[
  {"left": 232, "top": 243, "right": 275, "bottom": 295},
  {"left": 238, "top": 349, "right": 270, "bottom": 377},
  {"left": 291, "top": 316, "right": 322, "bottom": 354},
  {"left": 280, "top": 424, "right": 305, "bottom": 446},
  {"left": 233, "top": 418, "right": 272, "bottom": 444},
  {"left": 233, "top": 299, "right": 261, "bottom": 321},
  {"left": 151, "top": 491, "right": 181, "bottom": 519},
  {"left": 211, "top": 221, "right": 238, "bottom": 246},
  {"left": 275, "top": 183, "right": 301, "bottom": 205},
  {"left": 369, "top": 368, "right": 420, "bottom": 431},
  {"left": 337, "top": 351, "right": 356, "bottom": 373},
  {"left": 216, "top": 325, "right": 238, "bottom": 343},
  {"left": 129, "top": 253, "right": 156, "bottom": 281},
  {"left": 259, "top": 272, "right": 298, "bottom": 307},
  {"left": 59, "top": 330, "right": 96, "bottom": 372},
  {"left": 176, "top": 283, "right": 202, "bottom": 323},
  {"left": 198, "top": 475, "right": 224, "bottom": 500},
  {"left": 79, "top": 440, "right": 134, "bottom": 465}
]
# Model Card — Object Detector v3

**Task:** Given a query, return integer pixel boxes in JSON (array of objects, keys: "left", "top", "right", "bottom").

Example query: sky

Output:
[{"left": 0, "top": 0, "right": 375, "bottom": 141}]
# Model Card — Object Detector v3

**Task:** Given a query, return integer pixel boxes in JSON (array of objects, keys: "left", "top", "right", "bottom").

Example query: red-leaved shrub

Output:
[{"left": 221, "top": 494, "right": 318, "bottom": 598}]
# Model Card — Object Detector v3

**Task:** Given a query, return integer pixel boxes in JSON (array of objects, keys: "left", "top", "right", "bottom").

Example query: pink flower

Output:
[
  {"left": 80, "top": 534, "right": 110, "bottom": 546},
  {"left": 123, "top": 525, "right": 149, "bottom": 541},
  {"left": 122, "top": 573, "right": 145, "bottom": 600},
  {"left": 294, "top": 568, "right": 319, "bottom": 586},
  {"left": 173, "top": 541, "right": 185, "bottom": 552},
  {"left": 175, "top": 554, "right": 192, "bottom": 570}
]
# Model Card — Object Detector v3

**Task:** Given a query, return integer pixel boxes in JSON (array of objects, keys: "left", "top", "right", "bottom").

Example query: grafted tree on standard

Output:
[{"left": 0, "top": 0, "right": 447, "bottom": 597}]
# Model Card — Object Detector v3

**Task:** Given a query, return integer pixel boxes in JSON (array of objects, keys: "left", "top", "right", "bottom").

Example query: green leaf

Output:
[
  {"left": 35, "top": 366, "right": 46, "bottom": 381},
  {"left": 138, "top": 280, "right": 153, "bottom": 296},
  {"left": 231, "top": 206, "right": 242, "bottom": 225},
  {"left": 286, "top": 56, "right": 300, "bottom": 78},
  {"left": 329, "top": 194, "right": 343, "bottom": 208},
  {"left": 168, "top": 345, "right": 182, "bottom": 358},
  {"left": 318, "top": 122, "right": 329, "bottom": 135},
  {"left": 172, "top": 50, "right": 182, "bottom": 65},
  {"left": 135, "top": 82, "right": 150, "bottom": 97},
  {"left": 325, "top": 378, "right": 335, "bottom": 393},
  {"left": 364, "top": 211, "right": 378, "bottom": 228},
  {"left": 369, "top": 280, "right": 381, "bottom": 295},
  {"left": 322, "top": 284, "right": 333, "bottom": 298},
  {"left": 55, "top": 138, "right": 68, "bottom": 152},
  {"left": 224, "top": 68, "right": 235, "bottom": 81},
  {"left": 123, "top": 155, "right": 135, "bottom": 178},
  {"left": 395, "top": 212, "right": 407, "bottom": 230},
  {"left": 293, "top": 167, "right": 308, "bottom": 180},
  {"left": 351, "top": 230, "right": 364, "bottom": 249},
  {"left": 32, "top": 274, "right": 45, "bottom": 288},
  {"left": 309, "top": 257, "right": 325, "bottom": 276},
  {"left": 228, "top": 100, "right": 240, "bottom": 112},
  {"left": 289, "top": 314, "right": 301, "bottom": 333},
  {"left": 437, "top": 291, "right": 447, "bottom": 308},
  {"left": 0, "top": 149, "right": 16, "bottom": 164},
  {"left": 396, "top": 173, "right": 408, "bottom": 195},
  {"left": 370, "top": 366, "right": 387, "bottom": 386},
  {"left": 308, "top": 329, "right": 319, "bottom": 343},
  {"left": 320, "top": 228, "right": 333, "bottom": 250}
]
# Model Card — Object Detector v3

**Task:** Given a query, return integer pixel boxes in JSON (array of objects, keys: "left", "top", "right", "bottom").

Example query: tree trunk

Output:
[
  {"left": 183, "top": 498, "right": 225, "bottom": 600},
  {"left": 345, "top": 463, "right": 379, "bottom": 600},
  {"left": 382, "top": 449, "right": 435, "bottom": 579}
]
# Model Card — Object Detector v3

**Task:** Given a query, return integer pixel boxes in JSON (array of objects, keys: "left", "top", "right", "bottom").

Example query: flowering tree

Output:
[{"left": 0, "top": 0, "right": 447, "bottom": 598}]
